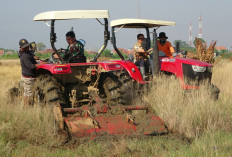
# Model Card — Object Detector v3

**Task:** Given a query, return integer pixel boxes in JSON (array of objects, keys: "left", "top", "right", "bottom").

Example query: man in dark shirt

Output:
[{"left": 18, "top": 39, "right": 43, "bottom": 106}]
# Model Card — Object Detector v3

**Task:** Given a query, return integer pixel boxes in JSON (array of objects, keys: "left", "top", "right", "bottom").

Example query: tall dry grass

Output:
[
  {"left": 145, "top": 60, "right": 232, "bottom": 138},
  {"left": 195, "top": 38, "right": 216, "bottom": 64},
  {"left": 0, "top": 59, "right": 232, "bottom": 156},
  {"left": 187, "top": 38, "right": 216, "bottom": 64},
  {"left": 0, "top": 60, "right": 60, "bottom": 151},
  {"left": 1, "top": 60, "right": 231, "bottom": 141}
]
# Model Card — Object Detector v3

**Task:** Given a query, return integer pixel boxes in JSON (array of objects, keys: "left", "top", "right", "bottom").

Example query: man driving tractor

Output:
[
  {"left": 157, "top": 32, "right": 175, "bottom": 57},
  {"left": 133, "top": 34, "right": 153, "bottom": 80},
  {"left": 133, "top": 32, "right": 175, "bottom": 78},
  {"left": 54, "top": 31, "right": 86, "bottom": 63}
]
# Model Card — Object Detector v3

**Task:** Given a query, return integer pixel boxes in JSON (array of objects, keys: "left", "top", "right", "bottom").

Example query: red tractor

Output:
[
  {"left": 110, "top": 19, "right": 219, "bottom": 98},
  {"left": 31, "top": 10, "right": 168, "bottom": 138}
]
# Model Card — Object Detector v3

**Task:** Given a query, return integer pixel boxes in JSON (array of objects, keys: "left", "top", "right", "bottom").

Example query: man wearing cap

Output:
[
  {"left": 157, "top": 32, "right": 175, "bottom": 57},
  {"left": 18, "top": 39, "right": 43, "bottom": 106}
]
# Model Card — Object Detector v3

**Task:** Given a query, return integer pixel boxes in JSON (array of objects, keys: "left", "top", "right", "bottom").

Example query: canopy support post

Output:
[
  {"left": 152, "top": 28, "right": 160, "bottom": 76},
  {"left": 50, "top": 20, "right": 63, "bottom": 63}
]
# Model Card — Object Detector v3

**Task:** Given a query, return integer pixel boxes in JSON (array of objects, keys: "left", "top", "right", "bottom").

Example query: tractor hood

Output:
[{"left": 161, "top": 57, "right": 212, "bottom": 67}]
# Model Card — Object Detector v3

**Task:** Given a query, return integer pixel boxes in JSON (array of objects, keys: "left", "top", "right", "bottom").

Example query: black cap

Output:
[
  {"left": 158, "top": 32, "right": 168, "bottom": 39},
  {"left": 19, "top": 39, "right": 30, "bottom": 48}
]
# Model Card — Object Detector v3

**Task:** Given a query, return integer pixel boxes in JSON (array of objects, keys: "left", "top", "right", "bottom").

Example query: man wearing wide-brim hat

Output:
[
  {"left": 18, "top": 39, "right": 44, "bottom": 106},
  {"left": 157, "top": 32, "right": 175, "bottom": 57}
]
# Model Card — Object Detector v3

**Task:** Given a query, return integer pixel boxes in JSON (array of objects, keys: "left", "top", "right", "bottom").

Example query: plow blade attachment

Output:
[{"left": 64, "top": 114, "right": 167, "bottom": 138}]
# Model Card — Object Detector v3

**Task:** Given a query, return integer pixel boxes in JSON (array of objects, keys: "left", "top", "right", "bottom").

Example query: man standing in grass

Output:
[{"left": 18, "top": 39, "right": 43, "bottom": 106}]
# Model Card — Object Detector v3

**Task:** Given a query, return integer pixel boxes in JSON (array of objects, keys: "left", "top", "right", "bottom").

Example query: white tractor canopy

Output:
[
  {"left": 111, "top": 19, "right": 176, "bottom": 28},
  {"left": 33, "top": 10, "right": 109, "bottom": 21}
]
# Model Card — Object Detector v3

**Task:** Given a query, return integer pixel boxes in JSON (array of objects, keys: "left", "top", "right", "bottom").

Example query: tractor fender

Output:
[
  {"left": 36, "top": 64, "right": 71, "bottom": 75},
  {"left": 112, "top": 60, "right": 144, "bottom": 83},
  {"left": 95, "top": 60, "right": 144, "bottom": 82}
]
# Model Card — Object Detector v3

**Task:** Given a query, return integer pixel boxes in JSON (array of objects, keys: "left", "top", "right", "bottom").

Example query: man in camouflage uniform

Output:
[
  {"left": 54, "top": 31, "right": 86, "bottom": 63},
  {"left": 133, "top": 34, "right": 152, "bottom": 80}
]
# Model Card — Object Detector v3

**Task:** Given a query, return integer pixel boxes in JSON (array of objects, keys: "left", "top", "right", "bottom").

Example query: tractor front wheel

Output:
[
  {"left": 114, "top": 71, "right": 134, "bottom": 105},
  {"left": 209, "top": 84, "right": 220, "bottom": 100},
  {"left": 99, "top": 72, "right": 124, "bottom": 106}
]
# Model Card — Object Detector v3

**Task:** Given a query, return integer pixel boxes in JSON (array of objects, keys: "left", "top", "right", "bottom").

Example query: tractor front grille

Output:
[{"left": 182, "top": 63, "right": 212, "bottom": 86}]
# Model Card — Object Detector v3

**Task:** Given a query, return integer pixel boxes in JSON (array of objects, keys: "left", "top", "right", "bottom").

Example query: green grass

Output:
[
  {"left": 0, "top": 49, "right": 128, "bottom": 61},
  {"left": 0, "top": 53, "right": 19, "bottom": 59},
  {"left": 0, "top": 131, "right": 232, "bottom": 157}
]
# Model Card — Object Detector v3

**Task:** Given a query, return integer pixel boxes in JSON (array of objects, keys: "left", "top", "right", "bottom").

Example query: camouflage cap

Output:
[{"left": 19, "top": 39, "right": 30, "bottom": 48}]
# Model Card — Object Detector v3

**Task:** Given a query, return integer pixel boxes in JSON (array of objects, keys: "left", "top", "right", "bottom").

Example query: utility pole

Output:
[
  {"left": 137, "top": 0, "right": 141, "bottom": 19},
  {"left": 189, "top": 21, "right": 193, "bottom": 47},
  {"left": 137, "top": 0, "right": 141, "bottom": 33},
  {"left": 198, "top": 15, "right": 203, "bottom": 39}
]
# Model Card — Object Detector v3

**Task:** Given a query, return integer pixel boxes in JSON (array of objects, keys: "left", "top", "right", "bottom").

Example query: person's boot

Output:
[
  {"left": 149, "top": 59, "right": 154, "bottom": 76},
  {"left": 139, "top": 66, "right": 146, "bottom": 80}
]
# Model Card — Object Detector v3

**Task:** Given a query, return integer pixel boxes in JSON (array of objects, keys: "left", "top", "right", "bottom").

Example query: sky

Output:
[{"left": 0, "top": 0, "right": 231, "bottom": 51}]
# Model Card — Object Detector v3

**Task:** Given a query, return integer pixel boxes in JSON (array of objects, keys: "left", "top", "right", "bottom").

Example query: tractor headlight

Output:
[{"left": 192, "top": 65, "right": 206, "bottom": 72}]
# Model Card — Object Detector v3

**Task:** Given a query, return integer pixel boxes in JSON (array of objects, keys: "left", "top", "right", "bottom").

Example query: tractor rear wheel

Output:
[
  {"left": 32, "top": 74, "right": 65, "bottom": 130},
  {"left": 33, "top": 75, "right": 65, "bottom": 106},
  {"left": 99, "top": 72, "right": 124, "bottom": 106},
  {"left": 114, "top": 71, "right": 134, "bottom": 105}
]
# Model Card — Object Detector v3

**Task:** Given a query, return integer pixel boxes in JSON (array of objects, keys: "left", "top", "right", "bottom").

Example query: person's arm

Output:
[
  {"left": 34, "top": 56, "right": 40, "bottom": 60},
  {"left": 35, "top": 62, "right": 46, "bottom": 68},
  {"left": 134, "top": 44, "right": 145, "bottom": 53},
  {"left": 53, "top": 49, "right": 67, "bottom": 59},
  {"left": 53, "top": 54, "right": 59, "bottom": 59},
  {"left": 138, "top": 48, "right": 153, "bottom": 55},
  {"left": 170, "top": 47, "right": 175, "bottom": 53},
  {"left": 22, "top": 55, "right": 36, "bottom": 71},
  {"left": 69, "top": 43, "right": 80, "bottom": 56},
  {"left": 23, "top": 55, "right": 46, "bottom": 70},
  {"left": 168, "top": 42, "right": 175, "bottom": 54},
  {"left": 138, "top": 49, "right": 145, "bottom": 53}
]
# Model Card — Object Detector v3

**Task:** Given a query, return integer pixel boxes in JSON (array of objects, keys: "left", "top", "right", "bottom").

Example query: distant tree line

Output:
[
  {"left": 1, "top": 39, "right": 231, "bottom": 60},
  {"left": 85, "top": 49, "right": 128, "bottom": 60}
]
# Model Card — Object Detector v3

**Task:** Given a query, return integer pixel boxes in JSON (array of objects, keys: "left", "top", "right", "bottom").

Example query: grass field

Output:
[{"left": 0, "top": 59, "right": 232, "bottom": 157}]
